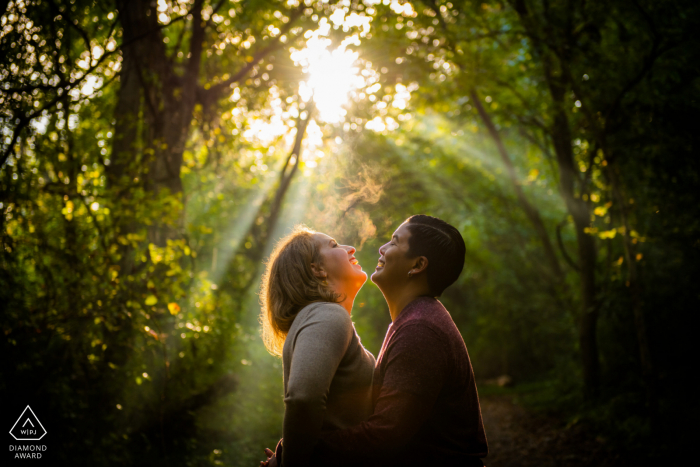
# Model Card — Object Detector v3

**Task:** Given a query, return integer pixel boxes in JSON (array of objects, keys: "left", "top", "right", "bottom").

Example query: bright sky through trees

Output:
[
  {"left": 292, "top": 16, "right": 365, "bottom": 123},
  {"left": 297, "top": 37, "right": 360, "bottom": 123}
]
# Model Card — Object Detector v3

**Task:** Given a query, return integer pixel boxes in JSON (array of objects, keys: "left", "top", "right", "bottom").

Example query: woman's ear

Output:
[
  {"left": 310, "top": 262, "right": 327, "bottom": 280},
  {"left": 411, "top": 256, "right": 429, "bottom": 275}
]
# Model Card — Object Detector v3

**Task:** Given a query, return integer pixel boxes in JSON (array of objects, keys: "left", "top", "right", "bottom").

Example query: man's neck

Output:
[{"left": 385, "top": 287, "right": 431, "bottom": 322}]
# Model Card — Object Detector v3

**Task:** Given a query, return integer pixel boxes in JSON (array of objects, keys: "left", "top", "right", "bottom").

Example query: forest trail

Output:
[{"left": 479, "top": 395, "right": 627, "bottom": 467}]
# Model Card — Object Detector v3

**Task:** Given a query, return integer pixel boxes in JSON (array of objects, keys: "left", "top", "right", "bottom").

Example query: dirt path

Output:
[{"left": 479, "top": 395, "right": 628, "bottom": 467}]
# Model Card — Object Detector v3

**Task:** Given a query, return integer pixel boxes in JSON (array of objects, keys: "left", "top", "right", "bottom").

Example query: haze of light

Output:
[{"left": 292, "top": 35, "right": 362, "bottom": 124}]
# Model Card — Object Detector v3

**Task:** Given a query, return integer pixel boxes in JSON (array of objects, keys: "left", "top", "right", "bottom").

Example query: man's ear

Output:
[
  {"left": 310, "top": 262, "right": 327, "bottom": 280},
  {"left": 411, "top": 256, "right": 429, "bottom": 275}
]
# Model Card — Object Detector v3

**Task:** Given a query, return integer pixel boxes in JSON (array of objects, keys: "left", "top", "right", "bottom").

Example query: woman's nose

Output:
[{"left": 345, "top": 245, "right": 356, "bottom": 255}]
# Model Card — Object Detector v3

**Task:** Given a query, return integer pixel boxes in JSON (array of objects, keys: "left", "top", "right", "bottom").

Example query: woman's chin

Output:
[
  {"left": 357, "top": 269, "right": 368, "bottom": 283},
  {"left": 351, "top": 263, "right": 367, "bottom": 277}
]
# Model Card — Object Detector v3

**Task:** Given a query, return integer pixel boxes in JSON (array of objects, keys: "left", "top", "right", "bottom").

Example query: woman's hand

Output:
[{"left": 259, "top": 448, "right": 277, "bottom": 467}]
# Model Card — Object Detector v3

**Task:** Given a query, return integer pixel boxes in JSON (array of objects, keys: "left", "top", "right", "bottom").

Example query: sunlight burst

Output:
[{"left": 292, "top": 36, "right": 362, "bottom": 123}]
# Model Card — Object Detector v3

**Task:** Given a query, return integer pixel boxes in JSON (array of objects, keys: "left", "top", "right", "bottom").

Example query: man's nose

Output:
[{"left": 378, "top": 243, "right": 386, "bottom": 255}]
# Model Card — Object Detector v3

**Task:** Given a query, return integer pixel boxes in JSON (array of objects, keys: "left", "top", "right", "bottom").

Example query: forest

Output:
[{"left": 1, "top": 0, "right": 698, "bottom": 465}]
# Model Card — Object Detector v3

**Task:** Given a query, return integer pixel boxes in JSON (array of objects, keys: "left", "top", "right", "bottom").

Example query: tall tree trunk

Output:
[
  {"left": 510, "top": 0, "right": 601, "bottom": 398},
  {"left": 110, "top": 1, "right": 310, "bottom": 254},
  {"left": 110, "top": 0, "right": 205, "bottom": 248},
  {"left": 548, "top": 74, "right": 600, "bottom": 398},
  {"left": 107, "top": 44, "right": 141, "bottom": 192},
  {"left": 107, "top": 5, "right": 144, "bottom": 276},
  {"left": 608, "top": 166, "right": 659, "bottom": 431},
  {"left": 147, "top": 0, "right": 204, "bottom": 199}
]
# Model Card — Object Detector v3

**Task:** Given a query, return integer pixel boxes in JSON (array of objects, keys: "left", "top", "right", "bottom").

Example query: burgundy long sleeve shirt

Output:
[{"left": 311, "top": 296, "right": 488, "bottom": 467}]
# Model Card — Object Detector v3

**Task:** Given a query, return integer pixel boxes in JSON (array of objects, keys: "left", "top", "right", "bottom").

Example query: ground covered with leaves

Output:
[{"left": 481, "top": 394, "right": 639, "bottom": 467}]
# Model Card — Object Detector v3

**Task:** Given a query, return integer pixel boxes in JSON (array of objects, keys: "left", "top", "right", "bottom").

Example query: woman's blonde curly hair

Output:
[{"left": 259, "top": 225, "right": 341, "bottom": 356}]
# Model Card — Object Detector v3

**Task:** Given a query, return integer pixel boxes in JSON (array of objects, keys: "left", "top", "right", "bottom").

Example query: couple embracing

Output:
[{"left": 259, "top": 215, "right": 488, "bottom": 467}]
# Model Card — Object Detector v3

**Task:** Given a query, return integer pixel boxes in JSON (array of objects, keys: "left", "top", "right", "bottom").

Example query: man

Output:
[{"left": 270, "top": 215, "right": 488, "bottom": 467}]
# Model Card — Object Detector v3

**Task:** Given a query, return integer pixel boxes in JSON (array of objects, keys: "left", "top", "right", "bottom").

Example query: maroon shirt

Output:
[{"left": 311, "top": 296, "right": 488, "bottom": 466}]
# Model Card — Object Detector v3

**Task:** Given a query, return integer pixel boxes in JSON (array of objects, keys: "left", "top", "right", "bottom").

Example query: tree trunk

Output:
[
  {"left": 107, "top": 4, "right": 145, "bottom": 277},
  {"left": 110, "top": 1, "right": 310, "bottom": 254},
  {"left": 107, "top": 43, "right": 141, "bottom": 192},
  {"left": 608, "top": 166, "right": 659, "bottom": 432},
  {"left": 110, "top": 0, "right": 205, "bottom": 248},
  {"left": 510, "top": 0, "right": 602, "bottom": 398},
  {"left": 548, "top": 75, "right": 600, "bottom": 398}
]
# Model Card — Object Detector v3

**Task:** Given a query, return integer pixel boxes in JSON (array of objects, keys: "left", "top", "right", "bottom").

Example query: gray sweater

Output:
[{"left": 281, "top": 302, "right": 376, "bottom": 467}]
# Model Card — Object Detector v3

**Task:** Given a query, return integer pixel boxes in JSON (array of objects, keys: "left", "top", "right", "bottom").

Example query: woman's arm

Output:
[{"left": 282, "top": 305, "right": 353, "bottom": 467}]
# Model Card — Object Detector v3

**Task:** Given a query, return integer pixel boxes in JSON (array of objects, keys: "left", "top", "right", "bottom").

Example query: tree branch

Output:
[
  {"left": 556, "top": 217, "right": 580, "bottom": 272},
  {"left": 470, "top": 88, "right": 563, "bottom": 279},
  {"left": 203, "top": 0, "right": 228, "bottom": 30},
  {"left": 201, "top": 4, "right": 306, "bottom": 101},
  {"left": 185, "top": 0, "right": 206, "bottom": 91}
]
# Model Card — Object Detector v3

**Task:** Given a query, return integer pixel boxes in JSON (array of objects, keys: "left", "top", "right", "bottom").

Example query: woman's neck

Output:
[
  {"left": 329, "top": 281, "right": 358, "bottom": 315},
  {"left": 337, "top": 292, "right": 356, "bottom": 315}
]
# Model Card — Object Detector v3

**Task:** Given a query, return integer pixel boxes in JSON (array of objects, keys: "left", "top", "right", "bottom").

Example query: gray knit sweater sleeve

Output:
[{"left": 281, "top": 302, "right": 354, "bottom": 467}]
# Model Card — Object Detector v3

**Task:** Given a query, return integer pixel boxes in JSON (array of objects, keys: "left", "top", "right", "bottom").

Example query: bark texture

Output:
[{"left": 511, "top": 0, "right": 601, "bottom": 397}]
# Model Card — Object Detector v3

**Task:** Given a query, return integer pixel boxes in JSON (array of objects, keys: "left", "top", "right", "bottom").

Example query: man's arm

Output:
[{"left": 313, "top": 322, "right": 447, "bottom": 466}]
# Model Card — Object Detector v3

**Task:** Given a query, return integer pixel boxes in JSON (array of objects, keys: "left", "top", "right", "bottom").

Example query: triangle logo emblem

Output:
[{"left": 9, "top": 406, "right": 47, "bottom": 441}]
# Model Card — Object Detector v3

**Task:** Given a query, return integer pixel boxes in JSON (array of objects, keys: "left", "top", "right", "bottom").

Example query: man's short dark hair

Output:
[{"left": 405, "top": 214, "right": 466, "bottom": 297}]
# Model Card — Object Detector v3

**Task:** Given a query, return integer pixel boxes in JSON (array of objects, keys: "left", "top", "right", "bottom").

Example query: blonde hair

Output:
[{"left": 259, "top": 225, "right": 341, "bottom": 356}]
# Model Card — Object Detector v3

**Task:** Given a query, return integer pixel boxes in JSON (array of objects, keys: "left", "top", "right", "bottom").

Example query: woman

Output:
[{"left": 259, "top": 225, "right": 375, "bottom": 467}]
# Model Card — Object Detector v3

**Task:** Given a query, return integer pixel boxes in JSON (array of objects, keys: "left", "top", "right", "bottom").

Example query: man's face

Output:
[{"left": 371, "top": 222, "right": 416, "bottom": 290}]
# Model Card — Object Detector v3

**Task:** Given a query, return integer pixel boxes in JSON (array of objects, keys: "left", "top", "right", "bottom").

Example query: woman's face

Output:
[
  {"left": 312, "top": 233, "right": 367, "bottom": 292},
  {"left": 371, "top": 222, "right": 415, "bottom": 289}
]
